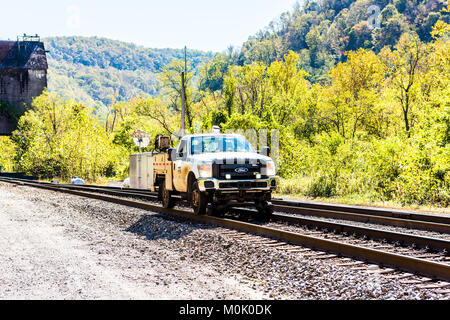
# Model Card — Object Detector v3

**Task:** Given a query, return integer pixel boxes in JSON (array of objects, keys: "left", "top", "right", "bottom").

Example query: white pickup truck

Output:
[{"left": 130, "top": 133, "right": 279, "bottom": 219}]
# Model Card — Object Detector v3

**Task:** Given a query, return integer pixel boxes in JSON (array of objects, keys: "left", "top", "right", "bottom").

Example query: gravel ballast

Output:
[{"left": 0, "top": 181, "right": 448, "bottom": 300}]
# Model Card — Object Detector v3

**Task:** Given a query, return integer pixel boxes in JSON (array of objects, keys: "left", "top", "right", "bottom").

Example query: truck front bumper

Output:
[{"left": 198, "top": 177, "right": 279, "bottom": 193}]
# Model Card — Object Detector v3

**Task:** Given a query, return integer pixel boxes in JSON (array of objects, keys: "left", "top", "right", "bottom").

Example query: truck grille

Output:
[
  {"left": 219, "top": 182, "right": 268, "bottom": 189},
  {"left": 213, "top": 160, "right": 264, "bottom": 180}
]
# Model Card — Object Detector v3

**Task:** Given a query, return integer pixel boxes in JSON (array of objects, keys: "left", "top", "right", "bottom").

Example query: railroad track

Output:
[
  {"left": 42, "top": 180, "right": 450, "bottom": 233},
  {"left": 271, "top": 201, "right": 450, "bottom": 234},
  {"left": 29, "top": 179, "right": 450, "bottom": 241},
  {"left": 1, "top": 177, "right": 450, "bottom": 291}
]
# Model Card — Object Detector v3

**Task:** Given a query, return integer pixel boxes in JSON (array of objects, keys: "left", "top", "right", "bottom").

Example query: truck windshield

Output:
[{"left": 191, "top": 136, "right": 255, "bottom": 155}]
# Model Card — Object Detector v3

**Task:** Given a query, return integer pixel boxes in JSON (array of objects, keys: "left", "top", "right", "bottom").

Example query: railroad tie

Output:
[
  {"left": 366, "top": 268, "right": 396, "bottom": 275},
  {"left": 314, "top": 254, "right": 338, "bottom": 260},
  {"left": 276, "top": 245, "right": 299, "bottom": 250},
  {"left": 266, "top": 242, "right": 290, "bottom": 248},
  {"left": 414, "top": 254, "right": 446, "bottom": 259},
  {"left": 400, "top": 278, "right": 433, "bottom": 285},
  {"left": 383, "top": 273, "right": 414, "bottom": 280},
  {"left": 336, "top": 261, "right": 366, "bottom": 267},
  {"left": 285, "top": 248, "right": 311, "bottom": 253},
  {"left": 416, "top": 282, "right": 450, "bottom": 290},
  {"left": 252, "top": 240, "right": 282, "bottom": 245},
  {"left": 436, "top": 289, "right": 450, "bottom": 295},
  {"left": 351, "top": 266, "right": 370, "bottom": 271},
  {"left": 302, "top": 252, "right": 328, "bottom": 258}
]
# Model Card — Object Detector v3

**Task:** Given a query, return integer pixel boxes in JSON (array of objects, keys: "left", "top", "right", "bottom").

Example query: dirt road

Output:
[{"left": 0, "top": 183, "right": 264, "bottom": 300}]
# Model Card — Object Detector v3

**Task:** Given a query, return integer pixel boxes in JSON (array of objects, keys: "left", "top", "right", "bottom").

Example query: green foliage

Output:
[
  {"left": 210, "top": 109, "right": 228, "bottom": 127},
  {"left": 46, "top": 36, "right": 211, "bottom": 72},
  {"left": 0, "top": 137, "right": 16, "bottom": 172},
  {"left": 157, "top": 59, "right": 195, "bottom": 130},
  {"left": 2, "top": 9, "right": 448, "bottom": 209},
  {"left": 11, "top": 91, "right": 124, "bottom": 180},
  {"left": 44, "top": 36, "right": 213, "bottom": 115},
  {"left": 237, "top": 0, "right": 449, "bottom": 81},
  {"left": 197, "top": 27, "right": 449, "bottom": 207},
  {"left": 199, "top": 49, "right": 239, "bottom": 93}
]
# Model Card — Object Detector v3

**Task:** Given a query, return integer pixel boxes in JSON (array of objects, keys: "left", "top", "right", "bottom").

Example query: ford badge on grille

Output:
[{"left": 235, "top": 167, "right": 249, "bottom": 174}]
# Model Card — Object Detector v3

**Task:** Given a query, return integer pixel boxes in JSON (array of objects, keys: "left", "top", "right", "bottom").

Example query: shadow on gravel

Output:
[
  {"left": 125, "top": 208, "right": 270, "bottom": 242},
  {"left": 125, "top": 213, "right": 215, "bottom": 241}
]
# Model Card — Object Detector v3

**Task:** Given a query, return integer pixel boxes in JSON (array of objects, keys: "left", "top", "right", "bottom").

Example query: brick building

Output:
[{"left": 0, "top": 35, "right": 48, "bottom": 135}]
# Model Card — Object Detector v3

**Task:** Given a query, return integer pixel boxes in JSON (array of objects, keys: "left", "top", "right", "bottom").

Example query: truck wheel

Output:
[
  {"left": 191, "top": 181, "right": 207, "bottom": 215},
  {"left": 157, "top": 180, "right": 163, "bottom": 201},
  {"left": 161, "top": 180, "right": 175, "bottom": 209},
  {"left": 255, "top": 200, "right": 273, "bottom": 221}
]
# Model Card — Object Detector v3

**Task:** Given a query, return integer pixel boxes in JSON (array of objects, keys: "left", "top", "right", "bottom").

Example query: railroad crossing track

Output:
[{"left": 1, "top": 177, "right": 449, "bottom": 293}]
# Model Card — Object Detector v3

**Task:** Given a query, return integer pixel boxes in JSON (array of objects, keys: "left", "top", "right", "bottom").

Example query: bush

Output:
[
  {"left": 0, "top": 137, "right": 16, "bottom": 172},
  {"left": 306, "top": 174, "right": 337, "bottom": 198},
  {"left": 278, "top": 134, "right": 449, "bottom": 206},
  {"left": 11, "top": 91, "right": 123, "bottom": 181}
]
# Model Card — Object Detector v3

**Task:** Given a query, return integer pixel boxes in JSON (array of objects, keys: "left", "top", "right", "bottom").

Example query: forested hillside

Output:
[
  {"left": 44, "top": 37, "right": 213, "bottom": 114},
  {"left": 43, "top": 1, "right": 448, "bottom": 113},
  {"left": 238, "top": 0, "right": 449, "bottom": 81}
]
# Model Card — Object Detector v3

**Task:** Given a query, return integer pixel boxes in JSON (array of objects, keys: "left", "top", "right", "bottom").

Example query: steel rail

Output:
[
  {"left": 272, "top": 204, "right": 450, "bottom": 234},
  {"left": 231, "top": 207, "right": 450, "bottom": 252},
  {"left": 1, "top": 178, "right": 450, "bottom": 282},
  {"left": 0, "top": 178, "right": 159, "bottom": 200},
  {"left": 3, "top": 178, "right": 449, "bottom": 234},
  {"left": 272, "top": 199, "right": 450, "bottom": 225},
  {"left": 55, "top": 184, "right": 159, "bottom": 201},
  {"left": 273, "top": 212, "right": 450, "bottom": 251},
  {"left": 57, "top": 183, "right": 450, "bottom": 229},
  {"left": 5, "top": 177, "right": 449, "bottom": 225},
  {"left": 82, "top": 185, "right": 450, "bottom": 227}
]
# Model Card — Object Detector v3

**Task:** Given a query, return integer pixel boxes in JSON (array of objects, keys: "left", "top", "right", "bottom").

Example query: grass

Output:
[{"left": 275, "top": 178, "right": 450, "bottom": 214}]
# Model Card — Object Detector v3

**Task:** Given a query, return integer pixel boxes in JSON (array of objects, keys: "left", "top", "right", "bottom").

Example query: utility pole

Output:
[
  {"left": 184, "top": 45, "right": 187, "bottom": 75},
  {"left": 181, "top": 46, "right": 187, "bottom": 136},
  {"left": 181, "top": 71, "right": 186, "bottom": 135}
]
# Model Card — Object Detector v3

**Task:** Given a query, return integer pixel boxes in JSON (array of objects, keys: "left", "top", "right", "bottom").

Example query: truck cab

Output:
[{"left": 167, "top": 133, "right": 278, "bottom": 217}]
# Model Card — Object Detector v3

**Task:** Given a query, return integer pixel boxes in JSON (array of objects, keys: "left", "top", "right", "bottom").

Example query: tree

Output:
[
  {"left": 0, "top": 137, "right": 16, "bottom": 172},
  {"left": 11, "top": 91, "right": 121, "bottom": 180},
  {"left": 133, "top": 98, "right": 178, "bottom": 137},
  {"left": 266, "top": 51, "right": 310, "bottom": 124},
  {"left": 227, "top": 63, "right": 269, "bottom": 116},
  {"left": 380, "top": 34, "right": 429, "bottom": 135},
  {"left": 326, "top": 49, "right": 384, "bottom": 138},
  {"left": 158, "top": 59, "right": 194, "bottom": 130}
]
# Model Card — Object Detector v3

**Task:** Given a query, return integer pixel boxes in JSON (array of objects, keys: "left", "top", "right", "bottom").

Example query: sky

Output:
[{"left": 0, "top": 0, "right": 299, "bottom": 52}]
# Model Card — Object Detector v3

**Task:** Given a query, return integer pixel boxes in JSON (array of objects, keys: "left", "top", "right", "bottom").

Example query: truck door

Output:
[{"left": 173, "top": 139, "right": 188, "bottom": 192}]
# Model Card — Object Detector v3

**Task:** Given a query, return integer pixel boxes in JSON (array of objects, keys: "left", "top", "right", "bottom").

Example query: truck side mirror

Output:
[
  {"left": 168, "top": 148, "right": 176, "bottom": 161},
  {"left": 261, "top": 147, "right": 271, "bottom": 157}
]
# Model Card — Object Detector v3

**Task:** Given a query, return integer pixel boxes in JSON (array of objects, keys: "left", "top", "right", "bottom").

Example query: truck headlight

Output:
[
  {"left": 198, "top": 162, "right": 213, "bottom": 178},
  {"left": 266, "top": 160, "right": 276, "bottom": 176}
]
